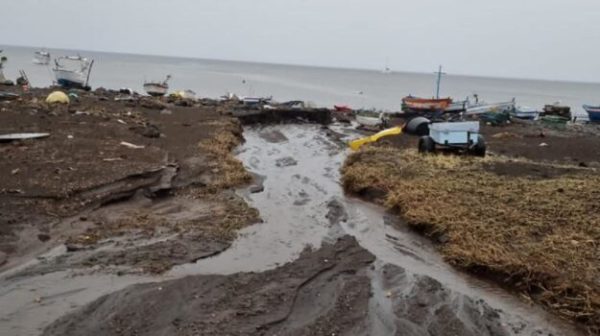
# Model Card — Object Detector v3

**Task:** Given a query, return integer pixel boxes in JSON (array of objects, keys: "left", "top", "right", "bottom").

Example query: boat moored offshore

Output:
[{"left": 33, "top": 49, "right": 51, "bottom": 65}]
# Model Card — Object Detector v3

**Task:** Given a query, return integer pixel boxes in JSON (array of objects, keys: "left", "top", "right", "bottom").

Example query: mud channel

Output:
[{"left": 1, "top": 123, "right": 583, "bottom": 335}]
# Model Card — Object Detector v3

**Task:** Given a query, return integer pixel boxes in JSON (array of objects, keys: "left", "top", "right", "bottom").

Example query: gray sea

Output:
[{"left": 1, "top": 45, "right": 598, "bottom": 118}]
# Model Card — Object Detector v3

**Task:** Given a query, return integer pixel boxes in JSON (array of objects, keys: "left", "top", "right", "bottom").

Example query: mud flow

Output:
[
  {"left": 0, "top": 124, "right": 582, "bottom": 336},
  {"left": 171, "top": 124, "right": 579, "bottom": 335}
]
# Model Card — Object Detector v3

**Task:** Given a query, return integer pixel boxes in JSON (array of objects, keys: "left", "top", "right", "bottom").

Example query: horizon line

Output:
[{"left": 2, "top": 43, "right": 599, "bottom": 86}]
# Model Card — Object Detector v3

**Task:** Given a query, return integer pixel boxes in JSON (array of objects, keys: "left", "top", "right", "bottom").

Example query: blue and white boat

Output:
[
  {"left": 582, "top": 105, "right": 600, "bottom": 123},
  {"left": 52, "top": 55, "right": 94, "bottom": 89}
]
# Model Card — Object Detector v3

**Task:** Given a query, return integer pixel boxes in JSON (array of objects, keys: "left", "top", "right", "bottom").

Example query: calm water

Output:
[{"left": 1, "top": 45, "right": 598, "bottom": 117}]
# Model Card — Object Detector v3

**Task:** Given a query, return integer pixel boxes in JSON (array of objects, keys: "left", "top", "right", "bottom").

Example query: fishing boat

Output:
[
  {"left": 511, "top": 106, "right": 540, "bottom": 120},
  {"left": 582, "top": 105, "right": 600, "bottom": 123},
  {"left": 402, "top": 96, "right": 453, "bottom": 111},
  {"left": 445, "top": 100, "right": 468, "bottom": 113},
  {"left": 33, "top": 49, "right": 50, "bottom": 65},
  {"left": 52, "top": 55, "right": 94, "bottom": 89},
  {"left": 465, "top": 99, "right": 516, "bottom": 115},
  {"left": 144, "top": 75, "right": 171, "bottom": 97},
  {"left": 355, "top": 110, "right": 387, "bottom": 128},
  {"left": 334, "top": 104, "right": 352, "bottom": 112}
]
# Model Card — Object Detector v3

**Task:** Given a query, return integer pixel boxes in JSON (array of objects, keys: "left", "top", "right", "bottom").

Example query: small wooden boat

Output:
[
  {"left": 334, "top": 105, "right": 352, "bottom": 112},
  {"left": 465, "top": 100, "right": 515, "bottom": 115},
  {"left": 52, "top": 55, "right": 94, "bottom": 89},
  {"left": 583, "top": 105, "right": 600, "bottom": 123},
  {"left": 355, "top": 110, "right": 386, "bottom": 128},
  {"left": 33, "top": 49, "right": 50, "bottom": 65},
  {"left": 144, "top": 75, "right": 171, "bottom": 97},
  {"left": 511, "top": 106, "right": 540, "bottom": 120},
  {"left": 402, "top": 96, "right": 452, "bottom": 111},
  {"left": 444, "top": 100, "right": 467, "bottom": 113}
]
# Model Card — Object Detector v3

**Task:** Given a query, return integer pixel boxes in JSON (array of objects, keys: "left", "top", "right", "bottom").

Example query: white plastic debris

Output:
[{"left": 120, "top": 141, "right": 145, "bottom": 149}]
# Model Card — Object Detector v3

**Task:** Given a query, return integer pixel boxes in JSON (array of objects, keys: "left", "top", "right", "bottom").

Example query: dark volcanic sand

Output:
[{"left": 42, "top": 236, "right": 520, "bottom": 336}]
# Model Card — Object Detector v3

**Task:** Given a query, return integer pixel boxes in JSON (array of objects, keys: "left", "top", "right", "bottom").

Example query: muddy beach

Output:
[{"left": 0, "top": 87, "right": 597, "bottom": 335}]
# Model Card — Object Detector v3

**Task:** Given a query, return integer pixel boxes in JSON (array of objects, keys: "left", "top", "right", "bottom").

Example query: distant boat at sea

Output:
[
  {"left": 582, "top": 105, "right": 600, "bottom": 123},
  {"left": 144, "top": 75, "right": 171, "bottom": 97},
  {"left": 33, "top": 49, "right": 50, "bottom": 65},
  {"left": 52, "top": 55, "right": 94, "bottom": 89}
]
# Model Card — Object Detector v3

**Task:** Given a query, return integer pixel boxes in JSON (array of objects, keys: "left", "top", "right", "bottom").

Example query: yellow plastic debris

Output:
[
  {"left": 349, "top": 126, "right": 403, "bottom": 151},
  {"left": 46, "top": 91, "right": 70, "bottom": 104}
]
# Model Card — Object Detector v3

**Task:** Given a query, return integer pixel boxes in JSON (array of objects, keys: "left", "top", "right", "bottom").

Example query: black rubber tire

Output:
[
  {"left": 406, "top": 117, "right": 431, "bottom": 136},
  {"left": 418, "top": 136, "right": 435, "bottom": 154},
  {"left": 472, "top": 135, "right": 486, "bottom": 157}
]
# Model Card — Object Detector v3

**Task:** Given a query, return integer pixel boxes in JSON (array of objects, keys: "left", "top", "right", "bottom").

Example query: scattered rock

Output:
[
  {"left": 0, "top": 251, "right": 7, "bottom": 266},
  {"left": 37, "top": 234, "right": 51, "bottom": 242},
  {"left": 275, "top": 156, "right": 297, "bottom": 167},
  {"left": 249, "top": 184, "right": 264, "bottom": 193}
]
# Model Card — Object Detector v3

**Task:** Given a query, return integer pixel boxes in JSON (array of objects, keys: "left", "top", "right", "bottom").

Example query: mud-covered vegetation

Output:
[{"left": 342, "top": 147, "right": 600, "bottom": 333}]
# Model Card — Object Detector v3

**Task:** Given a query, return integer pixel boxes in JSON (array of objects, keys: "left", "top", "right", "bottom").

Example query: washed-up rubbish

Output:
[
  {"left": 349, "top": 126, "right": 403, "bottom": 151},
  {"left": 0, "top": 91, "right": 19, "bottom": 101},
  {"left": 68, "top": 92, "right": 79, "bottom": 100},
  {"left": 46, "top": 91, "right": 70, "bottom": 104},
  {"left": 120, "top": 141, "right": 145, "bottom": 149},
  {"left": 539, "top": 142, "right": 549, "bottom": 147},
  {"left": 0, "top": 133, "right": 50, "bottom": 142}
]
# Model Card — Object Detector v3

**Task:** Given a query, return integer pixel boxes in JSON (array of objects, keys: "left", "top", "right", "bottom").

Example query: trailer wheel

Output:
[
  {"left": 472, "top": 135, "right": 486, "bottom": 157},
  {"left": 418, "top": 136, "right": 435, "bottom": 154}
]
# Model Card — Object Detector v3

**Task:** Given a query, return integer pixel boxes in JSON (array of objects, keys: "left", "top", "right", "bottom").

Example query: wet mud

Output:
[{"left": 0, "top": 113, "right": 586, "bottom": 335}]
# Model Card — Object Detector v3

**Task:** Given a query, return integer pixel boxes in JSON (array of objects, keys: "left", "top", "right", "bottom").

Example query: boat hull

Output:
[
  {"left": 52, "top": 69, "right": 86, "bottom": 88},
  {"left": 144, "top": 83, "right": 168, "bottom": 97},
  {"left": 583, "top": 105, "right": 600, "bottom": 122},
  {"left": 402, "top": 97, "right": 452, "bottom": 111},
  {"left": 356, "top": 115, "right": 382, "bottom": 127},
  {"left": 466, "top": 101, "right": 515, "bottom": 115}
]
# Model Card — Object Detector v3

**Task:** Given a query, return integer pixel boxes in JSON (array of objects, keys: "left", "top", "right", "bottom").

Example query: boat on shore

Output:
[
  {"left": 355, "top": 110, "right": 387, "bottom": 128},
  {"left": 52, "top": 55, "right": 94, "bottom": 89},
  {"left": 465, "top": 99, "right": 515, "bottom": 115},
  {"left": 511, "top": 106, "right": 540, "bottom": 120},
  {"left": 582, "top": 105, "right": 600, "bottom": 123},
  {"left": 144, "top": 75, "right": 171, "bottom": 97},
  {"left": 33, "top": 49, "right": 50, "bottom": 65},
  {"left": 402, "top": 96, "right": 453, "bottom": 112}
]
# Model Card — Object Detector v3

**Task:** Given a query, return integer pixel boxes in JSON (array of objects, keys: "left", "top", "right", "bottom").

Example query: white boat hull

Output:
[
  {"left": 466, "top": 101, "right": 515, "bottom": 115},
  {"left": 33, "top": 56, "right": 50, "bottom": 65},
  {"left": 144, "top": 83, "right": 168, "bottom": 96},
  {"left": 356, "top": 115, "right": 382, "bottom": 127},
  {"left": 52, "top": 69, "right": 86, "bottom": 87}
]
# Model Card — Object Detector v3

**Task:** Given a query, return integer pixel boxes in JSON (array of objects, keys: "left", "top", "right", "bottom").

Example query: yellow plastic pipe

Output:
[{"left": 349, "top": 126, "right": 403, "bottom": 151}]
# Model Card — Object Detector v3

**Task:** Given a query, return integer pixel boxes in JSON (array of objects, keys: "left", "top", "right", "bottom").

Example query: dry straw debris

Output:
[
  {"left": 342, "top": 147, "right": 600, "bottom": 333},
  {"left": 199, "top": 125, "right": 252, "bottom": 191}
]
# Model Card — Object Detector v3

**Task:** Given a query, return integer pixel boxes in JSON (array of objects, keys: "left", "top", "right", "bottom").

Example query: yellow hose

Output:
[{"left": 349, "top": 126, "right": 403, "bottom": 150}]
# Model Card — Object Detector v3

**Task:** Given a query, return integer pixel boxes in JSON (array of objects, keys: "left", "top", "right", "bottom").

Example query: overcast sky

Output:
[{"left": 2, "top": 0, "right": 600, "bottom": 82}]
